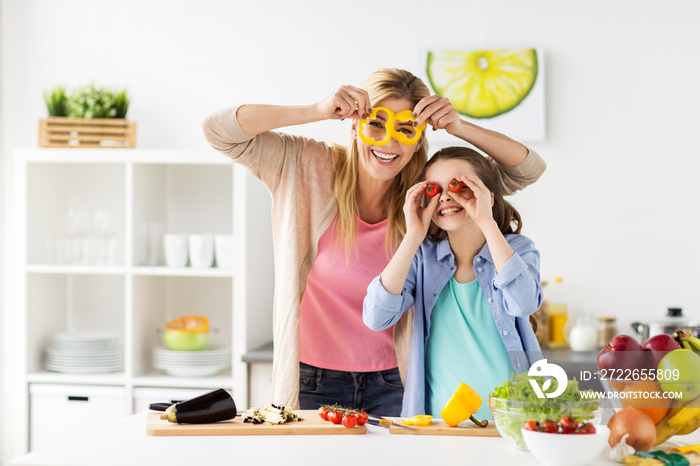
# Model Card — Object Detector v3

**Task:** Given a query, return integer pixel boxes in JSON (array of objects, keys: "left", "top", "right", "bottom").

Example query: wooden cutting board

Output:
[
  {"left": 389, "top": 419, "right": 500, "bottom": 437},
  {"left": 146, "top": 410, "right": 366, "bottom": 436}
]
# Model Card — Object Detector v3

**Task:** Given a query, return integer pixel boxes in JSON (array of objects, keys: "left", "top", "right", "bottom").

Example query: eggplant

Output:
[{"left": 159, "top": 388, "right": 237, "bottom": 424}]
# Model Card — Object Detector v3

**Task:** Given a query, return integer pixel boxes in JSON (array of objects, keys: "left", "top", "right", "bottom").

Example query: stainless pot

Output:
[{"left": 631, "top": 307, "right": 700, "bottom": 341}]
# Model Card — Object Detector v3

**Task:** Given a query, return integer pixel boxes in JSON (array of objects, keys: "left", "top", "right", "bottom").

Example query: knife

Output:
[
  {"left": 149, "top": 402, "right": 175, "bottom": 411},
  {"left": 367, "top": 413, "right": 416, "bottom": 430}
]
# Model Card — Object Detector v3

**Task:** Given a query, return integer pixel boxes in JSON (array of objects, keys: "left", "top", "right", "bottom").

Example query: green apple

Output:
[{"left": 658, "top": 349, "right": 700, "bottom": 400}]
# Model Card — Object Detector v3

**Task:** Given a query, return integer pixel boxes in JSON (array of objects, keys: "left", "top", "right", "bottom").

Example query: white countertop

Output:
[{"left": 9, "top": 412, "right": 700, "bottom": 466}]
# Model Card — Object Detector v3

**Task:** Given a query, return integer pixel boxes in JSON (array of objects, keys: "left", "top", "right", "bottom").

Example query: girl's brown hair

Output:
[
  {"left": 331, "top": 68, "right": 430, "bottom": 259},
  {"left": 424, "top": 146, "right": 523, "bottom": 241}
]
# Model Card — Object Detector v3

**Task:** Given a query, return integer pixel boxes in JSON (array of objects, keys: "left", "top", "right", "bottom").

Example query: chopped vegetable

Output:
[
  {"left": 241, "top": 404, "right": 302, "bottom": 424},
  {"left": 402, "top": 415, "right": 433, "bottom": 426}
]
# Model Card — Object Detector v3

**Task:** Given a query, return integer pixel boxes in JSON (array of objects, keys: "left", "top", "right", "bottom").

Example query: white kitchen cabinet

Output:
[
  {"left": 7, "top": 148, "right": 274, "bottom": 457},
  {"left": 29, "top": 383, "right": 126, "bottom": 452}
]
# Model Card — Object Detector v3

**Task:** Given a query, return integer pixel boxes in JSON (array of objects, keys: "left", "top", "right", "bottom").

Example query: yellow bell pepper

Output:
[
  {"left": 402, "top": 415, "right": 433, "bottom": 426},
  {"left": 440, "top": 382, "right": 489, "bottom": 428}
]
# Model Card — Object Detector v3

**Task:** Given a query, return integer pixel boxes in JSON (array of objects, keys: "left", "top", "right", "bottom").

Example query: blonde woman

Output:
[{"left": 202, "top": 68, "right": 545, "bottom": 415}]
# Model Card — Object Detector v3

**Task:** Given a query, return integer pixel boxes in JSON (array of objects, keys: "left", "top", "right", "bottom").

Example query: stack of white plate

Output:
[
  {"left": 153, "top": 347, "right": 231, "bottom": 377},
  {"left": 44, "top": 331, "right": 124, "bottom": 373}
]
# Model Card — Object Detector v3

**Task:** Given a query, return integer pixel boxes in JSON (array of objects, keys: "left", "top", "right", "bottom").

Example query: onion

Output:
[{"left": 607, "top": 409, "right": 656, "bottom": 452}]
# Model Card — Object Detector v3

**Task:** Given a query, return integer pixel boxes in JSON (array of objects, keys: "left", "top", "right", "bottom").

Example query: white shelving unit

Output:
[{"left": 6, "top": 148, "right": 273, "bottom": 457}]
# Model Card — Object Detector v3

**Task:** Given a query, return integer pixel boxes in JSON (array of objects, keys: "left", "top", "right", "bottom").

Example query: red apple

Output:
[
  {"left": 597, "top": 335, "right": 644, "bottom": 372},
  {"left": 642, "top": 334, "right": 681, "bottom": 370}
]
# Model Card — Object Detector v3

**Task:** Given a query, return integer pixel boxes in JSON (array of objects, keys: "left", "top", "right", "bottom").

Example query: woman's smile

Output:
[{"left": 371, "top": 149, "right": 400, "bottom": 164}]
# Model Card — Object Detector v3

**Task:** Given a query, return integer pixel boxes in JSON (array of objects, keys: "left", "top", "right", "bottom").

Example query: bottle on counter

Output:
[
  {"left": 568, "top": 314, "right": 597, "bottom": 351},
  {"left": 547, "top": 276, "right": 568, "bottom": 349},
  {"left": 597, "top": 316, "right": 617, "bottom": 348}
]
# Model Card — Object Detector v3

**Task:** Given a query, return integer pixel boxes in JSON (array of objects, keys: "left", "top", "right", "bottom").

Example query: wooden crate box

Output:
[{"left": 39, "top": 117, "right": 136, "bottom": 148}]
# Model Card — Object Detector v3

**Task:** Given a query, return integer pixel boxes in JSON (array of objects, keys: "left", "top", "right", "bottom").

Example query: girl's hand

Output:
[
  {"left": 451, "top": 175, "right": 495, "bottom": 227},
  {"left": 403, "top": 181, "right": 439, "bottom": 243},
  {"left": 412, "top": 95, "right": 461, "bottom": 134},
  {"left": 316, "top": 85, "right": 372, "bottom": 121}
]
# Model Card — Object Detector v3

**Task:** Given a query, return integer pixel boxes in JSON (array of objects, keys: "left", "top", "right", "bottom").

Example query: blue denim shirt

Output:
[{"left": 363, "top": 234, "right": 544, "bottom": 417}]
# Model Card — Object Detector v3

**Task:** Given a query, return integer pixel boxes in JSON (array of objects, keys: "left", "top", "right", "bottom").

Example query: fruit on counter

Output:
[
  {"left": 317, "top": 404, "right": 368, "bottom": 429},
  {"left": 642, "top": 334, "right": 681, "bottom": 370},
  {"left": 620, "top": 377, "right": 670, "bottom": 424},
  {"left": 597, "top": 334, "right": 644, "bottom": 373},
  {"left": 160, "top": 388, "right": 237, "bottom": 424},
  {"left": 654, "top": 394, "right": 700, "bottom": 445},
  {"left": 673, "top": 328, "right": 700, "bottom": 351},
  {"left": 241, "top": 404, "right": 303, "bottom": 424},
  {"left": 440, "top": 382, "right": 488, "bottom": 428},
  {"left": 402, "top": 415, "right": 433, "bottom": 426},
  {"left": 607, "top": 409, "right": 656, "bottom": 452},
  {"left": 657, "top": 349, "right": 700, "bottom": 399}
]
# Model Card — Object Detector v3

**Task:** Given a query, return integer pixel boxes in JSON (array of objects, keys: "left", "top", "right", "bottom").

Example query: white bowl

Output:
[{"left": 521, "top": 425, "right": 610, "bottom": 466}]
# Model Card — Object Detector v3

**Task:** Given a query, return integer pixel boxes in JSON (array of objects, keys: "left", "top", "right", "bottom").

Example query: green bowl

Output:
[{"left": 163, "top": 330, "right": 209, "bottom": 351}]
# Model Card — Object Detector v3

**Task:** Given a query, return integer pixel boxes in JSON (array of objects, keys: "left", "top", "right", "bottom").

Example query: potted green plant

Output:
[{"left": 40, "top": 84, "right": 135, "bottom": 148}]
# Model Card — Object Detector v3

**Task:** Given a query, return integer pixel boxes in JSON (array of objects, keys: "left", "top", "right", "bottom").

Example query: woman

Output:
[{"left": 202, "top": 68, "right": 545, "bottom": 415}]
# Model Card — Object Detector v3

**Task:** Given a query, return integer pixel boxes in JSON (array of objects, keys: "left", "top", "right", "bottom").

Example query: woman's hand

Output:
[
  {"left": 403, "top": 181, "right": 439, "bottom": 244},
  {"left": 412, "top": 95, "right": 461, "bottom": 134},
  {"left": 451, "top": 175, "right": 495, "bottom": 228},
  {"left": 316, "top": 85, "right": 372, "bottom": 121}
]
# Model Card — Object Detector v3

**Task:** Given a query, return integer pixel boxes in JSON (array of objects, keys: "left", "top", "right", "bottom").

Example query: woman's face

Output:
[
  {"left": 425, "top": 158, "right": 477, "bottom": 232},
  {"left": 353, "top": 97, "right": 423, "bottom": 182}
]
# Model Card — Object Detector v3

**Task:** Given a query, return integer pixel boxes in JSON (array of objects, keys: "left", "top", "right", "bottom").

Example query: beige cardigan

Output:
[{"left": 202, "top": 106, "right": 546, "bottom": 408}]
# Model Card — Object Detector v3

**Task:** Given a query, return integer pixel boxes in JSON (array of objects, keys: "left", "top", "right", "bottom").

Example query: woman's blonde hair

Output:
[{"left": 331, "top": 68, "right": 430, "bottom": 259}]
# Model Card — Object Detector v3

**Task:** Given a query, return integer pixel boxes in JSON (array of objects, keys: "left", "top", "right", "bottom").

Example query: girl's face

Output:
[
  {"left": 425, "top": 158, "right": 477, "bottom": 232},
  {"left": 353, "top": 97, "right": 423, "bottom": 182}
]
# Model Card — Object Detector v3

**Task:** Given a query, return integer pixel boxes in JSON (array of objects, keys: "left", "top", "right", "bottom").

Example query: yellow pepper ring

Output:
[
  {"left": 402, "top": 415, "right": 433, "bottom": 426},
  {"left": 358, "top": 107, "right": 427, "bottom": 146}
]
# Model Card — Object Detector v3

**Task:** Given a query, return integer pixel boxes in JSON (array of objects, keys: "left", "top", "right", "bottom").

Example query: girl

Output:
[
  {"left": 203, "top": 69, "right": 546, "bottom": 415},
  {"left": 363, "top": 147, "right": 543, "bottom": 420}
]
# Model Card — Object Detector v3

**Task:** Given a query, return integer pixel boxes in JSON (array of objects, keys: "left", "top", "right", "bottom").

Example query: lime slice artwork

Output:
[{"left": 427, "top": 49, "right": 539, "bottom": 119}]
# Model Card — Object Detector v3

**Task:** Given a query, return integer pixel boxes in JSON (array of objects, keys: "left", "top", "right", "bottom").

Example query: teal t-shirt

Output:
[{"left": 425, "top": 277, "right": 512, "bottom": 421}]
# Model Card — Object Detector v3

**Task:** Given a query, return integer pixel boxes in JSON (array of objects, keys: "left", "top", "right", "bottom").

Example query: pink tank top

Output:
[{"left": 299, "top": 215, "right": 397, "bottom": 372}]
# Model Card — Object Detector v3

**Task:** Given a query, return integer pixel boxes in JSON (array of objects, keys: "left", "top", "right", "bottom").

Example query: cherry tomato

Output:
[
  {"left": 523, "top": 420, "right": 541, "bottom": 432},
  {"left": 541, "top": 420, "right": 558, "bottom": 433},
  {"left": 448, "top": 178, "right": 465, "bottom": 193},
  {"left": 355, "top": 411, "right": 368, "bottom": 427},
  {"left": 318, "top": 406, "right": 329, "bottom": 421},
  {"left": 342, "top": 413, "right": 358, "bottom": 429},
  {"left": 424, "top": 182, "right": 439, "bottom": 197},
  {"left": 559, "top": 415, "right": 578, "bottom": 434},
  {"left": 577, "top": 422, "right": 596, "bottom": 434},
  {"left": 328, "top": 411, "right": 343, "bottom": 425}
]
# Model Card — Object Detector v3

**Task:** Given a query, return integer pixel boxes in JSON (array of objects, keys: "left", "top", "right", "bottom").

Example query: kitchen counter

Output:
[{"left": 9, "top": 411, "right": 700, "bottom": 466}]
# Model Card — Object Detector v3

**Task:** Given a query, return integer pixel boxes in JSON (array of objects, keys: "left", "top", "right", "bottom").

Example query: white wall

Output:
[{"left": 3, "top": 0, "right": 700, "bottom": 458}]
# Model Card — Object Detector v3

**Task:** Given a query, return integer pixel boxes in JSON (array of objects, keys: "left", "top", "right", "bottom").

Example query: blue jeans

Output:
[{"left": 298, "top": 362, "right": 404, "bottom": 416}]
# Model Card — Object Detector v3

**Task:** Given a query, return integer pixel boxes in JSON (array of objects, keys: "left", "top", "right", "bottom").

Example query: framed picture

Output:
[{"left": 421, "top": 47, "right": 545, "bottom": 143}]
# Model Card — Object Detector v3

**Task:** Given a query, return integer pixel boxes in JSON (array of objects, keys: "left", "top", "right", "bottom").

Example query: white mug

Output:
[
  {"left": 214, "top": 235, "right": 234, "bottom": 269},
  {"left": 188, "top": 234, "right": 214, "bottom": 269},
  {"left": 163, "top": 234, "right": 188, "bottom": 267}
]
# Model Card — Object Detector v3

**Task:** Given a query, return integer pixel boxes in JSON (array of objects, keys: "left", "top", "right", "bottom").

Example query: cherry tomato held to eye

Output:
[
  {"left": 448, "top": 178, "right": 465, "bottom": 193},
  {"left": 424, "top": 182, "right": 440, "bottom": 197}
]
